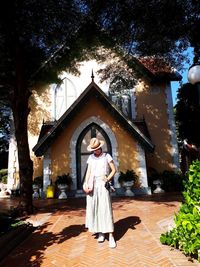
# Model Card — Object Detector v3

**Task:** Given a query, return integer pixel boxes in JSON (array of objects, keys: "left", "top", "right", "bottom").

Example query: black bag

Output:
[{"left": 105, "top": 181, "right": 111, "bottom": 191}]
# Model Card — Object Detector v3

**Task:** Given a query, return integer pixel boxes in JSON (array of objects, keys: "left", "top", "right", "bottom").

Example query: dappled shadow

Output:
[
  {"left": 133, "top": 192, "right": 183, "bottom": 204},
  {"left": 0, "top": 220, "right": 87, "bottom": 267},
  {"left": 56, "top": 224, "right": 86, "bottom": 244},
  {"left": 114, "top": 216, "right": 141, "bottom": 241}
]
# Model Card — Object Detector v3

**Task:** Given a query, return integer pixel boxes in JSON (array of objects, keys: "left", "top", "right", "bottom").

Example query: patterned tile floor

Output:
[{"left": 0, "top": 193, "right": 199, "bottom": 267}]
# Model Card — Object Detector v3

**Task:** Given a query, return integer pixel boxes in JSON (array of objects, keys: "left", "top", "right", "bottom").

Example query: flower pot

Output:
[
  {"left": 32, "top": 185, "right": 39, "bottom": 199},
  {"left": 58, "top": 184, "right": 68, "bottom": 199},
  {"left": 153, "top": 179, "right": 165, "bottom": 193},
  {"left": 123, "top": 181, "right": 134, "bottom": 196}
]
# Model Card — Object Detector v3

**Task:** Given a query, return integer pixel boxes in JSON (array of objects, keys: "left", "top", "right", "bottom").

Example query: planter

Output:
[
  {"left": 123, "top": 181, "right": 134, "bottom": 196},
  {"left": 58, "top": 184, "right": 68, "bottom": 199},
  {"left": 32, "top": 185, "right": 40, "bottom": 199},
  {"left": 153, "top": 179, "right": 165, "bottom": 193}
]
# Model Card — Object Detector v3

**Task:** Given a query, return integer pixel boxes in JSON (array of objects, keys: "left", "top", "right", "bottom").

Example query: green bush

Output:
[
  {"left": 118, "top": 169, "right": 138, "bottom": 184},
  {"left": 0, "top": 169, "right": 8, "bottom": 183},
  {"left": 162, "top": 170, "right": 184, "bottom": 192},
  {"left": 55, "top": 173, "right": 73, "bottom": 186},
  {"left": 33, "top": 176, "right": 43, "bottom": 187},
  {"left": 160, "top": 160, "right": 200, "bottom": 262},
  {"left": 147, "top": 168, "right": 184, "bottom": 192},
  {"left": 0, "top": 214, "right": 25, "bottom": 237},
  {"left": 1, "top": 175, "right": 7, "bottom": 184}
]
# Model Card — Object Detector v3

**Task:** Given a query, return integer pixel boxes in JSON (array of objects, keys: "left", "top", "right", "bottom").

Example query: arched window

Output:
[
  {"left": 76, "top": 123, "right": 112, "bottom": 189},
  {"left": 52, "top": 77, "right": 77, "bottom": 120}
]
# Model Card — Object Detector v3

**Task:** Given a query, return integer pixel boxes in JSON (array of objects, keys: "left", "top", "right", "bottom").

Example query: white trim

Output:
[
  {"left": 165, "top": 83, "right": 180, "bottom": 170},
  {"left": 136, "top": 144, "right": 148, "bottom": 188},
  {"left": 43, "top": 149, "right": 52, "bottom": 191},
  {"left": 130, "top": 88, "right": 137, "bottom": 119},
  {"left": 69, "top": 116, "right": 120, "bottom": 189}
]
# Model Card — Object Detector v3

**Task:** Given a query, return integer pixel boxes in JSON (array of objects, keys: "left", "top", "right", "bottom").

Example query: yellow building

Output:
[{"left": 7, "top": 57, "right": 181, "bottom": 195}]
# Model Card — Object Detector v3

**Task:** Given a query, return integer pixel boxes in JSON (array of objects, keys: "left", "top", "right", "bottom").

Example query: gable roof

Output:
[
  {"left": 33, "top": 81, "right": 154, "bottom": 156},
  {"left": 136, "top": 57, "right": 182, "bottom": 81}
]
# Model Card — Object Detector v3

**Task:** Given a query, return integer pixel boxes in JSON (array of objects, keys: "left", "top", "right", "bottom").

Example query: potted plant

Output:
[
  {"left": 55, "top": 173, "right": 73, "bottom": 199},
  {"left": 118, "top": 169, "right": 138, "bottom": 196},
  {"left": 32, "top": 176, "right": 43, "bottom": 199}
]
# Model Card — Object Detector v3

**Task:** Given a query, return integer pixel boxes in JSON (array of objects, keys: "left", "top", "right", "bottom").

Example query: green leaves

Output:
[{"left": 160, "top": 160, "right": 200, "bottom": 261}]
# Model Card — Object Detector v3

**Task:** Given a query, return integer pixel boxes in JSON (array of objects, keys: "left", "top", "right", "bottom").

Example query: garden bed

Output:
[{"left": 0, "top": 214, "right": 35, "bottom": 262}]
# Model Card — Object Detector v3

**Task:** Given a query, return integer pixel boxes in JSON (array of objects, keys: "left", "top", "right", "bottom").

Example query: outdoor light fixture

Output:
[
  {"left": 188, "top": 47, "right": 200, "bottom": 106},
  {"left": 188, "top": 64, "right": 200, "bottom": 84},
  {"left": 188, "top": 64, "right": 200, "bottom": 105}
]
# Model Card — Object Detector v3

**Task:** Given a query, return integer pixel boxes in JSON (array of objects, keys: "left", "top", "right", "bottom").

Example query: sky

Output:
[
  {"left": 171, "top": 47, "right": 193, "bottom": 106},
  {"left": 171, "top": 70, "right": 187, "bottom": 106}
]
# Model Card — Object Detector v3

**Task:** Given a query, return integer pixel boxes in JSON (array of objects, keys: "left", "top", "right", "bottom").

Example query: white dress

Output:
[{"left": 85, "top": 153, "right": 114, "bottom": 233}]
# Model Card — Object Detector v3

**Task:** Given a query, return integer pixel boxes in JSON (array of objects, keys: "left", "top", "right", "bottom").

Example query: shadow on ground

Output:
[{"left": 114, "top": 216, "right": 141, "bottom": 241}]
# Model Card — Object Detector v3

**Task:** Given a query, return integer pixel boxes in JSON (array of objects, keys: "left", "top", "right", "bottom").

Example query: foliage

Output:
[
  {"left": 55, "top": 173, "right": 73, "bottom": 186},
  {"left": 0, "top": 169, "right": 8, "bottom": 184},
  {"left": 118, "top": 169, "right": 138, "bottom": 184},
  {"left": 0, "top": 0, "right": 199, "bottom": 214},
  {"left": 162, "top": 170, "right": 184, "bottom": 192},
  {"left": 0, "top": 213, "right": 25, "bottom": 237},
  {"left": 33, "top": 176, "right": 43, "bottom": 188},
  {"left": 160, "top": 160, "right": 200, "bottom": 261},
  {"left": 175, "top": 83, "right": 200, "bottom": 147},
  {"left": 147, "top": 168, "right": 184, "bottom": 192}
]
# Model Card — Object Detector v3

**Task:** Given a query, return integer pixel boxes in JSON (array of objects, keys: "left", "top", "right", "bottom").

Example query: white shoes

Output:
[
  {"left": 97, "top": 233, "right": 116, "bottom": 248},
  {"left": 97, "top": 233, "right": 105, "bottom": 243},
  {"left": 109, "top": 236, "right": 116, "bottom": 248}
]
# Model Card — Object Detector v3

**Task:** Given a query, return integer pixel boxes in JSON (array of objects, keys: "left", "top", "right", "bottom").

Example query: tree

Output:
[
  {"left": 0, "top": 0, "right": 199, "bottom": 213},
  {"left": 0, "top": 0, "right": 97, "bottom": 214},
  {"left": 175, "top": 83, "right": 200, "bottom": 147}
]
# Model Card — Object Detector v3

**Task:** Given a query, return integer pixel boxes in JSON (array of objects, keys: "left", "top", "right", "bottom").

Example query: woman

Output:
[{"left": 84, "top": 137, "right": 116, "bottom": 248}]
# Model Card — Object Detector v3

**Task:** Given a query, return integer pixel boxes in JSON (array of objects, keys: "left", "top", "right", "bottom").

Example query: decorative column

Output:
[
  {"left": 136, "top": 144, "right": 151, "bottom": 195},
  {"left": 43, "top": 150, "right": 52, "bottom": 191}
]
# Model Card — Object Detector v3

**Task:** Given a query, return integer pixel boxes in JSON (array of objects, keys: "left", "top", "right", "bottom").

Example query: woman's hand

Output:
[
  {"left": 103, "top": 175, "right": 109, "bottom": 182},
  {"left": 83, "top": 183, "right": 92, "bottom": 194}
]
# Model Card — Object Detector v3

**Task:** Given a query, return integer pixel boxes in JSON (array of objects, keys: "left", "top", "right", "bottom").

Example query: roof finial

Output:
[{"left": 91, "top": 69, "right": 94, "bottom": 82}]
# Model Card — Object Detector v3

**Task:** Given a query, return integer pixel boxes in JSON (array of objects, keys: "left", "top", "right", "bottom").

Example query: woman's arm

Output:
[
  {"left": 83, "top": 164, "right": 92, "bottom": 194},
  {"left": 105, "top": 160, "right": 116, "bottom": 182},
  {"left": 85, "top": 164, "right": 91, "bottom": 184}
]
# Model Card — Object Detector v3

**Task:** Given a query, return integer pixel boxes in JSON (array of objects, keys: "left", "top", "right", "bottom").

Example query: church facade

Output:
[{"left": 7, "top": 58, "right": 181, "bottom": 195}]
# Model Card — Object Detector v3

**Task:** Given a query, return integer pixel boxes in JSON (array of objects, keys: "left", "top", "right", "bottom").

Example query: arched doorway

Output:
[{"left": 76, "top": 123, "right": 112, "bottom": 189}]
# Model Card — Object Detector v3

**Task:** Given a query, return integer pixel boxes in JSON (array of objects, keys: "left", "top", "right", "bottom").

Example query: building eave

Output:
[{"left": 33, "top": 81, "right": 154, "bottom": 156}]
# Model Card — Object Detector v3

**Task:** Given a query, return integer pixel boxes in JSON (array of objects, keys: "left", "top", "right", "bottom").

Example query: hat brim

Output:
[{"left": 87, "top": 140, "right": 104, "bottom": 151}]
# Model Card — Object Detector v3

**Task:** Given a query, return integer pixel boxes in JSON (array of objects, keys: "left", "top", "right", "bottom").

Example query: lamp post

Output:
[
  {"left": 188, "top": 64, "right": 200, "bottom": 105},
  {"left": 187, "top": 49, "right": 200, "bottom": 105}
]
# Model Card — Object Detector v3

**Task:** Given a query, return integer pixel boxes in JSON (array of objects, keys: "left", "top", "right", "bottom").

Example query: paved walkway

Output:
[{"left": 0, "top": 194, "right": 199, "bottom": 267}]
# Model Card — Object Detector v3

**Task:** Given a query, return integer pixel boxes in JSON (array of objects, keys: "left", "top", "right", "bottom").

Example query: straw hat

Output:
[{"left": 87, "top": 137, "right": 104, "bottom": 151}]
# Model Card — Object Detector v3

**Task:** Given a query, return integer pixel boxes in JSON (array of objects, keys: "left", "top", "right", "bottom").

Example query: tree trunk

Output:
[
  {"left": 12, "top": 97, "right": 33, "bottom": 215},
  {"left": 10, "top": 44, "right": 34, "bottom": 215}
]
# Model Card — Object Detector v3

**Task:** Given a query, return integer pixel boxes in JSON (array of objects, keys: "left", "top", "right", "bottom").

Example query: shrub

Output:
[
  {"left": 147, "top": 168, "right": 184, "bottom": 192},
  {"left": 33, "top": 176, "right": 43, "bottom": 187},
  {"left": 160, "top": 160, "right": 200, "bottom": 262},
  {"left": 162, "top": 170, "right": 184, "bottom": 192},
  {"left": 0, "top": 169, "right": 8, "bottom": 184},
  {"left": 118, "top": 169, "right": 138, "bottom": 184},
  {"left": 55, "top": 173, "right": 73, "bottom": 186}
]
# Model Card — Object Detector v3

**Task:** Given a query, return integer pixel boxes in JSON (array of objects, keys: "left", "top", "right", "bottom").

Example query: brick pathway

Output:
[{"left": 0, "top": 194, "right": 200, "bottom": 267}]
